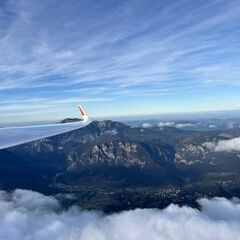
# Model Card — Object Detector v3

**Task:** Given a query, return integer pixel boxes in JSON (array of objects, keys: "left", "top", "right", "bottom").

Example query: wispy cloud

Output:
[
  {"left": 0, "top": 97, "right": 112, "bottom": 114},
  {"left": 1, "top": 0, "right": 240, "bottom": 121}
]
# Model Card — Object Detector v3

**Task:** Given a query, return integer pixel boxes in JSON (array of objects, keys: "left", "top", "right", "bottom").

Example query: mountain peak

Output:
[
  {"left": 59, "top": 118, "right": 81, "bottom": 123},
  {"left": 91, "top": 120, "right": 128, "bottom": 130}
]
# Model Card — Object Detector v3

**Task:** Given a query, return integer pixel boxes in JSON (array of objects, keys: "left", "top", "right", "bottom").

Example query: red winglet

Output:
[
  {"left": 79, "top": 106, "right": 85, "bottom": 116},
  {"left": 78, "top": 105, "right": 89, "bottom": 122}
]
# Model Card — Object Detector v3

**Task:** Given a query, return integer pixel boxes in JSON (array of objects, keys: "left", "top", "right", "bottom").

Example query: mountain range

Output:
[{"left": 0, "top": 119, "right": 240, "bottom": 212}]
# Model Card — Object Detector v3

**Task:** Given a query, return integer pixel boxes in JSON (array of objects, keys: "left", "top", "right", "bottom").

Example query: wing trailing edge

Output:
[{"left": 0, "top": 105, "right": 91, "bottom": 150}]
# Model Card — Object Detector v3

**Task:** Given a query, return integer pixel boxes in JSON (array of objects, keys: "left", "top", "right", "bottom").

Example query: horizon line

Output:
[{"left": 1, "top": 108, "right": 240, "bottom": 127}]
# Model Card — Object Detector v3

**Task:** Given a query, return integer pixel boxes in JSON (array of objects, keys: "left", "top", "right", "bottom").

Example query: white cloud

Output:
[
  {"left": 158, "top": 122, "right": 175, "bottom": 127},
  {"left": 1, "top": 0, "right": 240, "bottom": 94},
  {"left": 175, "top": 123, "right": 195, "bottom": 128},
  {"left": 214, "top": 137, "right": 240, "bottom": 152},
  {"left": 158, "top": 122, "right": 195, "bottom": 128},
  {"left": 0, "top": 189, "right": 240, "bottom": 240},
  {"left": 142, "top": 123, "right": 152, "bottom": 128},
  {"left": 1, "top": 0, "right": 240, "bottom": 121},
  {"left": 203, "top": 137, "right": 240, "bottom": 152},
  {"left": 0, "top": 97, "right": 112, "bottom": 115},
  {"left": 199, "top": 197, "right": 240, "bottom": 221}
]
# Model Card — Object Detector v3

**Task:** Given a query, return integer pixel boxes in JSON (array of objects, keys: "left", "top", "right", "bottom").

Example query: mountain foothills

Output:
[{"left": 0, "top": 120, "right": 240, "bottom": 212}]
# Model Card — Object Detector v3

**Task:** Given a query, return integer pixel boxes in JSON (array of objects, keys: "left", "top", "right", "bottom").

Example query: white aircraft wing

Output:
[{"left": 0, "top": 105, "right": 91, "bottom": 150}]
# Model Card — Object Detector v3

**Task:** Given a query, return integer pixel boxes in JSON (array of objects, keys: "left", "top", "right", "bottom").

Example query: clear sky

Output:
[{"left": 0, "top": 0, "right": 240, "bottom": 124}]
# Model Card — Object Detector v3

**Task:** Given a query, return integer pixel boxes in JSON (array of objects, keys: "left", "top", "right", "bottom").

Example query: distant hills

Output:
[
  {"left": 0, "top": 119, "right": 240, "bottom": 212},
  {"left": 59, "top": 118, "right": 81, "bottom": 123}
]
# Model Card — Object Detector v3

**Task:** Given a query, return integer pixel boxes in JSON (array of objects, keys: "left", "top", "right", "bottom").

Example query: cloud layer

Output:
[{"left": 0, "top": 189, "right": 240, "bottom": 240}]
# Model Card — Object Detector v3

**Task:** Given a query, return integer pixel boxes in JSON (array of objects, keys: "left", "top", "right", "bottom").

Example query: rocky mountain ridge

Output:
[{"left": 1, "top": 119, "right": 240, "bottom": 211}]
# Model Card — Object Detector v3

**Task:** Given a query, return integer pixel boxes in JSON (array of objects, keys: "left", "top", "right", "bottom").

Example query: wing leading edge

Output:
[{"left": 0, "top": 105, "right": 91, "bottom": 150}]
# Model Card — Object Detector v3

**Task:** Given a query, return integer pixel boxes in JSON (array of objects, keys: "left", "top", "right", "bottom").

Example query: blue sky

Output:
[{"left": 0, "top": 0, "right": 240, "bottom": 124}]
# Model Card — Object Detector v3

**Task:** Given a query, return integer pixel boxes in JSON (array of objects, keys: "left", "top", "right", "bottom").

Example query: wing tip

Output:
[{"left": 78, "top": 105, "right": 89, "bottom": 122}]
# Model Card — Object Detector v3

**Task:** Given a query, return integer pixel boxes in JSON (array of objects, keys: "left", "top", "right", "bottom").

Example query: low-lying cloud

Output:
[
  {"left": 158, "top": 121, "right": 175, "bottom": 127},
  {"left": 158, "top": 121, "right": 195, "bottom": 128},
  {"left": 0, "top": 189, "right": 240, "bottom": 240},
  {"left": 142, "top": 123, "right": 152, "bottom": 128},
  {"left": 203, "top": 137, "right": 240, "bottom": 152},
  {"left": 175, "top": 123, "right": 195, "bottom": 128},
  {"left": 214, "top": 137, "right": 240, "bottom": 152}
]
